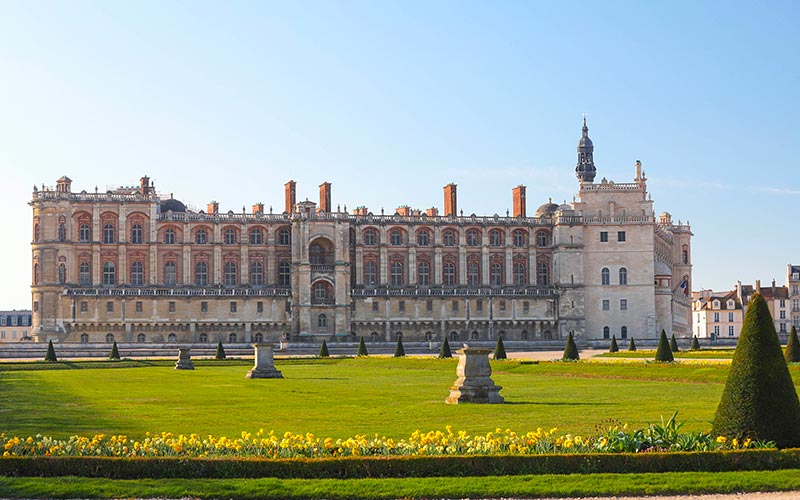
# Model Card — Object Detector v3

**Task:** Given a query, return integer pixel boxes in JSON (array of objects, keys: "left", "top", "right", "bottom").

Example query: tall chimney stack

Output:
[
  {"left": 140, "top": 176, "right": 151, "bottom": 196},
  {"left": 512, "top": 185, "right": 526, "bottom": 217},
  {"left": 444, "top": 183, "right": 457, "bottom": 217},
  {"left": 252, "top": 203, "right": 264, "bottom": 215},
  {"left": 207, "top": 201, "right": 219, "bottom": 215},
  {"left": 284, "top": 180, "right": 296, "bottom": 214},
  {"left": 319, "top": 182, "right": 331, "bottom": 213}
]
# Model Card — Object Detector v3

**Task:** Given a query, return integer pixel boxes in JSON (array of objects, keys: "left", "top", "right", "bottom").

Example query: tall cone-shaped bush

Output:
[
  {"left": 655, "top": 329, "right": 675, "bottom": 362},
  {"left": 712, "top": 292, "right": 800, "bottom": 448},
  {"left": 670, "top": 334, "right": 680, "bottom": 353},
  {"left": 109, "top": 341, "right": 120, "bottom": 360},
  {"left": 628, "top": 338, "right": 637, "bottom": 351},
  {"left": 394, "top": 336, "right": 405, "bottom": 357},
  {"left": 215, "top": 341, "right": 226, "bottom": 360},
  {"left": 438, "top": 337, "right": 452, "bottom": 359},
  {"left": 44, "top": 340, "right": 57, "bottom": 362},
  {"left": 785, "top": 326, "right": 800, "bottom": 363},
  {"left": 562, "top": 332, "right": 579, "bottom": 361},
  {"left": 691, "top": 335, "right": 701, "bottom": 350},
  {"left": 494, "top": 337, "right": 507, "bottom": 360},
  {"left": 609, "top": 335, "right": 619, "bottom": 353},
  {"left": 357, "top": 336, "right": 368, "bottom": 357},
  {"left": 318, "top": 339, "right": 330, "bottom": 358}
]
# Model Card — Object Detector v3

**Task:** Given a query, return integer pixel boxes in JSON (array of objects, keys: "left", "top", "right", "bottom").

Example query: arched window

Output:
[
  {"left": 601, "top": 267, "right": 610, "bottom": 286},
  {"left": 521, "top": 331, "right": 529, "bottom": 340},
  {"left": 278, "top": 261, "right": 291, "bottom": 287},
  {"left": 603, "top": 326, "right": 610, "bottom": 339},
  {"left": 224, "top": 262, "right": 237, "bottom": 286},
  {"left": 318, "top": 314, "right": 327, "bottom": 328},
  {"left": 164, "top": 229, "right": 176, "bottom": 244},
  {"left": 137, "top": 333, "right": 146, "bottom": 343},
  {"left": 619, "top": 267, "right": 628, "bottom": 285},
  {"left": 310, "top": 244, "right": 325, "bottom": 265},
  {"left": 130, "top": 261, "right": 144, "bottom": 286},
  {"left": 103, "top": 224, "right": 115, "bottom": 244},
  {"left": 536, "top": 231, "right": 549, "bottom": 247},
  {"left": 34, "top": 263, "right": 40, "bottom": 284},
  {"left": 164, "top": 261, "right": 177, "bottom": 286},
  {"left": 254, "top": 333, "right": 263, "bottom": 342},
  {"left": 278, "top": 228, "right": 291, "bottom": 245},
  {"left": 363, "top": 229, "right": 377, "bottom": 246},
  {"left": 80, "top": 333, "right": 89, "bottom": 343},
  {"left": 466, "top": 229, "right": 480, "bottom": 246},
  {"left": 490, "top": 262, "right": 503, "bottom": 286},
  {"left": 467, "top": 262, "right": 480, "bottom": 287},
  {"left": 364, "top": 261, "right": 377, "bottom": 286},
  {"left": 33, "top": 223, "right": 40, "bottom": 242},
  {"left": 425, "top": 332, "right": 434, "bottom": 341},
  {"left": 79, "top": 224, "right": 91, "bottom": 242},
  {"left": 513, "top": 230, "right": 527, "bottom": 247},
  {"left": 58, "top": 264, "right": 66, "bottom": 284},
  {"left": 442, "top": 230, "right": 456, "bottom": 247},
  {"left": 103, "top": 262, "right": 116, "bottom": 286},
  {"left": 198, "top": 333, "right": 208, "bottom": 343},
  {"left": 105, "top": 333, "right": 114, "bottom": 343},
  {"left": 471, "top": 331, "right": 480, "bottom": 340},
  {"left": 450, "top": 331, "right": 459, "bottom": 341},
  {"left": 58, "top": 222, "right": 66, "bottom": 241},
  {"left": 168, "top": 333, "right": 177, "bottom": 342},
  {"left": 228, "top": 333, "right": 237, "bottom": 342},
  {"left": 390, "top": 262, "right": 404, "bottom": 287},
  {"left": 390, "top": 229, "right": 402, "bottom": 245},
  {"left": 224, "top": 228, "right": 236, "bottom": 245},
  {"left": 312, "top": 281, "right": 332, "bottom": 305},
  {"left": 682, "top": 245, "right": 689, "bottom": 265},
  {"left": 513, "top": 262, "right": 527, "bottom": 286},
  {"left": 443, "top": 261, "right": 456, "bottom": 286},
  {"left": 195, "top": 262, "right": 208, "bottom": 286},
  {"left": 489, "top": 229, "right": 502, "bottom": 247},
  {"left": 370, "top": 332, "right": 379, "bottom": 341},
  {"left": 79, "top": 262, "right": 91, "bottom": 285},
  {"left": 418, "top": 262, "right": 430, "bottom": 286},
  {"left": 249, "top": 228, "right": 263, "bottom": 244},
  {"left": 131, "top": 224, "right": 143, "bottom": 244},
  {"left": 417, "top": 230, "right": 430, "bottom": 246},
  {"left": 250, "top": 261, "right": 263, "bottom": 286},
  {"left": 621, "top": 326, "right": 628, "bottom": 339},
  {"left": 195, "top": 229, "right": 207, "bottom": 244},
  {"left": 537, "top": 261, "right": 549, "bottom": 286}
]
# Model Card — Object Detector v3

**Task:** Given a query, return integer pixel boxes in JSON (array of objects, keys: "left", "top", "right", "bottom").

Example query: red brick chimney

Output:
[
  {"left": 207, "top": 201, "right": 219, "bottom": 215},
  {"left": 425, "top": 207, "right": 439, "bottom": 217},
  {"left": 284, "top": 180, "right": 296, "bottom": 214},
  {"left": 512, "top": 185, "right": 526, "bottom": 217},
  {"left": 395, "top": 206, "right": 411, "bottom": 216},
  {"left": 443, "top": 183, "right": 457, "bottom": 217},
  {"left": 140, "top": 176, "right": 151, "bottom": 196},
  {"left": 252, "top": 203, "right": 264, "bottom": 214},
  {"left": 319, "top": 182, "right": 331, "bottom": 213}
]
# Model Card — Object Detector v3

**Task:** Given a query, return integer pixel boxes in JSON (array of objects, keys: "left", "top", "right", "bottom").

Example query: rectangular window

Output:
[
  {"left": 728, "top": 325, "right": 735, "bottom": 336},
  {"left": 230, "top": 302, "right": 237, "bottom": 313},
  {"left": 168, "top": 301, "right": 176, "bottom": 313},
  {"left": 476, "top": 300, "right": 483, "bottom": 312},
  {"left": 372, "top": 301, "right": 379, "bottom": 312},
  {"left": 620, "top": 299, "right": 627, "bottom": 310},
  {"left": 399, "top": 300, "right": 405, "bottom": 312},
  {"left": 106, "top": 301, "right": 114, "bottom": 312},
  {"left": 201, "top": 301, "right": 208, "bottom": 313},
  {"left": 523, "top": 301, "right": 529, "bottom": 312},
  {"left": 602, "top": 299, "right": 610, "bottom": 311},
  {"left": 713, "top": 312, "right": 720, "bottom": 322},
  {"left": 728, "top": 312, "right": 734, "bottom": 322},
  {"left": 80, "top": 301, "right": 88, "bottom": 313},
  {"left": 714, "top": 325, "right": 720, "bottom": 336},
  {"left": 426, "top": 300, "right": 433, "bottom": 312},
  {"left": 257, "top": 301, "right": 263, "bottom": 313},
  {"left": 793, "top": 285, "right": 799, "bottom": 295},
  {"left": 600, "top": 231, "right": 608, "bottom": 242},
  {"left": 780, "top": 310, "right": 786, "bottom": 319},
  {"left": 452, "top": 300, "right": 459, "bottom": 312},
  {"left": 780, "top": 323, "right": 787, "bottom": 333},
  {"left": 33, "top": 301, "right": 39, "bottom": 312},
  {"left": 780, "top": 299, "right": 786, "bottom": 308},
  {"left": 499, "top": 300, "right": 506, "bottom": 311},
  {"left": 617, "top": 231, "right": 626, "bottom": 242},
  {"left": 135, "top": 301, "right": 143, "bottom": 312}
]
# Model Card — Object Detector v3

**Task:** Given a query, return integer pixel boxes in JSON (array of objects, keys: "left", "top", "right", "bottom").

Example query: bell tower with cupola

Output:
[{"left": 575, "top": 116, "right": 597, "bottom": 183}]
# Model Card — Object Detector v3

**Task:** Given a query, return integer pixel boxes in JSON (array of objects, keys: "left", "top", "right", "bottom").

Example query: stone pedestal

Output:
[
  {"left": 246, "top": 343, "right": 283, "bottom": 379},
  {"left": 174, "top": 348, "right": 195, "bottom": 370},
  {"left": 446, "top": 347, "right": 504, "bottom": 404}
]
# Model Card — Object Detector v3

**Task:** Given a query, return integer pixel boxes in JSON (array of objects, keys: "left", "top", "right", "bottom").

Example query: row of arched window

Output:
[
  {"left": 600, "top": 267, "right": 628, "bottom": 286},
  {"left": 79, "top": 332, "right": 261, "bottom": 343},
  {"left": 72, "top": 223, "right": 291, "bottom": 246},
  {"left": 602, "top": 326, "right": 628, "bottom": 339},
  {"left": 73, "top": 260, "right": 291, "bottom": 287},
  {"left": 362, "top": 260, "right": 549, "bottom": 287},
  {"left": 361, "top": 228, "right": 551, "bottom": 248},
  {"left": 361, "top": 330, "right": 545, "bottom": 341}
]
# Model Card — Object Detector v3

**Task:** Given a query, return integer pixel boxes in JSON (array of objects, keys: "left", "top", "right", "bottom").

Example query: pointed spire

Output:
[{"left": 575, "top": 115, "right": 597, "bottom": 183}]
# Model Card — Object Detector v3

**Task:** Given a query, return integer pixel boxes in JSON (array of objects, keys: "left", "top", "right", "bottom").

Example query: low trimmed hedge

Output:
[{"left": 2, "top": 449, "right": 799, "bottom": 479}]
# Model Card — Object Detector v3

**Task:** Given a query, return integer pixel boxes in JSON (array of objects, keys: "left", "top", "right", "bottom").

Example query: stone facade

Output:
[
  {"left": 30, "top": 121, "right": 692, "bottom": 344},
  {"left": 0, "top": 311, "right": 32, "bottom": 342}
]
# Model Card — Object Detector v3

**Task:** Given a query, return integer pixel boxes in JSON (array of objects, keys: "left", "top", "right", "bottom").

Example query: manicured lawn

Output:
[
  {"left": 5, "top": 356, "right": 799, "bottom": 440},
  {"left": 596, "top": 349, "right": 736, "bottom": 359},
  {"left": 2, "top": 470, "right": 800, "bottom": 499}
]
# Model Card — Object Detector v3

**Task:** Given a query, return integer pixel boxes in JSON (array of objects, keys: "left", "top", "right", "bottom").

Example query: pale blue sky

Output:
[{"left": 1, "top": 1, "right": 798, "bottom": 309}]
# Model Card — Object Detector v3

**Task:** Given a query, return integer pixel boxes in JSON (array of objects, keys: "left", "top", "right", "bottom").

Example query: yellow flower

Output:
[{"left": 716, "top": 436, "right": 727, "bottom": 443}]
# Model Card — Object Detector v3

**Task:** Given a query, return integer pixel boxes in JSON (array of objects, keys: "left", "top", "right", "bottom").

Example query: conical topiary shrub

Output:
[
  {"left": 438, "top": 337, "right": 452, "bottom": 359},
  {"left": 691, "top": 335, "right": 701, "bottom": 350},
  {"left": 215, "top": 341, "right": 226, "bottom": 360},
  {"left": 655, "top": 329, "right": 675, "bottom": 362},
  {"left": 712, "top": 292, "right": 800, "bottom": 448},
  {"left": 670, "top": 333, "right": 680, "bottom": 353},
  {"left": 785, "top": 326, "right": 800, "bottom": 363},
  {"left": 357, "top": 336, "right": 368, "bottom": 357},
  {"left": 562, "top": 332, "right": 579, "bottom": 361},
  {"left": 109, "top": 340, "right": 120, "bottom": 360},
  {"left": 609, "top": 335, "right": 619, "bottom": 353},
  {"left": 318, "top": 339, "right": 330, "bottom": 358},
  {"left": 44, "top": 340, "right": 57, "bottom": 362},
  {"left": 494, "top": 337, "right": 507, "bottom": 360},
  {"left": 628, "top": 338, "right": 637, "bottom": 351},
  {"left": 394, "top": 336, "right": 405, "bottom": 357}
]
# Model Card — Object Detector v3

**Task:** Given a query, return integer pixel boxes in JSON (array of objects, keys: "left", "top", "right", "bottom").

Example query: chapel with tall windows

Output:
[{"left": 30, "top": 120, "right": 692, "bottom": 344}]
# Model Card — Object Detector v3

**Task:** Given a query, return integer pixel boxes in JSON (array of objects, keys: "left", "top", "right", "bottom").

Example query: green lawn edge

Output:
[{"left": 2, "top": 470, "right": 800, "bottom": 499}]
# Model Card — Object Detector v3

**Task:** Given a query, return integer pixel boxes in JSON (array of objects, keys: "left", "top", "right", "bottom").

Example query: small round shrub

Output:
[
  {"left": 357, "top": 336, "right": 368, "bottom": 357},
  {"left": 655, "top": 329, "right": 675, "bottom": 362},
  {"left": 609, "top": 335, "right": 619, "bottom": 353},
  {"left": 318, "top": 340, "right": 330, "bottom": 358},
  {"left": 562, "top": 332, "right": 579, "bottom": 361},
  {"left": 494, "top": 337, "right": 507, "bottom": 360},
  {"left": 438, "top": 338, "right": 452, "bottom": 359}
]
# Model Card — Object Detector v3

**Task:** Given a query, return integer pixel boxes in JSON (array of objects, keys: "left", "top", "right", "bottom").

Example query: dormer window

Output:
[
  {"left": 727, "top": 300, "right": 735, "bottom": 309},
  {"left": 713, "top": 300, "right": 720, "bottom": 309}
]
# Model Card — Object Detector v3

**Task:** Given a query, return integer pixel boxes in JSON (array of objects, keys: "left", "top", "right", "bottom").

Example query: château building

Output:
[{"left": 30, "top": 120, "right": 693, "bottom": 344}]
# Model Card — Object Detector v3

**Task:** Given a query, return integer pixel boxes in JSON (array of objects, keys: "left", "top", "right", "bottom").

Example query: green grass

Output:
[
  {"left": 596, "top": 349, "right": 737, "bottom": 359},
  {"left": 5, "top": 357, "right": 800, "bottom": 440},
  {"left": 2, "top": 470, "right": 800, "bottom": 499}
]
